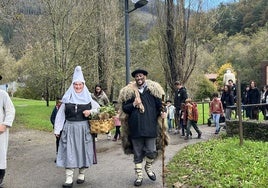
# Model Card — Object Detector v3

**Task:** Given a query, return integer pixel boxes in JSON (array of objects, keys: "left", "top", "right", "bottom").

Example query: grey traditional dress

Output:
[
  {"left": 54, "top": 67, "right": 100, "bottom": 169},
  {"left": 55, "top": 103, "right": 95, "bottom": 168}
]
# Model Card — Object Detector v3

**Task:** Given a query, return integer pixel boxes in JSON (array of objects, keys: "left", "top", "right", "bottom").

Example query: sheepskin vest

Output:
[{"left": 118, "top": 79, "right": 169, "bottom": 155}]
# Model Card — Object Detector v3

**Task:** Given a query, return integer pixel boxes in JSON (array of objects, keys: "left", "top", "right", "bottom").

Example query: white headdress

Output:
[
  {"left": 72, "top": 66, "right": 85, "bottom": 84},
  {"left": 62, "top": 66, "right": 92, "bottom": 104}
]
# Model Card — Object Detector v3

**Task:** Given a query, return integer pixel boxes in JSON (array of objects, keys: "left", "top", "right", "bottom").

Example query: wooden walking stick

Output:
[{"left": 161, "top": 95, "right": 166, "bottom": 187}]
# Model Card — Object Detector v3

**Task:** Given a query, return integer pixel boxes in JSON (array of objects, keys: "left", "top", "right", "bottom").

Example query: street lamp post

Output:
[{"left": 125, "top": 0, "right": 148, "bottom": 85}]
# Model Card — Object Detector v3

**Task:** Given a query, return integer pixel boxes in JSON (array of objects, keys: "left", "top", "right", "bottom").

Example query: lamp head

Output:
[
  {"left": 128, "top": 0, "right": 148, "bottom": 13},
  {"left": 134, "top": 0, "right": 148, "bottom": 9}
]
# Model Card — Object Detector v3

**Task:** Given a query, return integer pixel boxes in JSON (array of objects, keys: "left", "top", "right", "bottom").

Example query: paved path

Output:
[{"left": 4, "top": 125, "right": 218, "bottom": 188}]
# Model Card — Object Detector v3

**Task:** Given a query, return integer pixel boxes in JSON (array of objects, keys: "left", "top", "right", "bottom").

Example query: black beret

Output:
[{"left": 131, "top": 69, "right": 148, "bottom": 77}]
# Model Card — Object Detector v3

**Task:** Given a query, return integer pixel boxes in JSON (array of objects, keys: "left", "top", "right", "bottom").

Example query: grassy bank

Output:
[
  {"left": 13, "top": 97, "right": 54, "bottom": 131},
  {"left": 166, "top": 137, "right": 268, "bottom": 187}
]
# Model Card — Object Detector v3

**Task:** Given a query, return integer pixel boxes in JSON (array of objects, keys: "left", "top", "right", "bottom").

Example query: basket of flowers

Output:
[{"left": 89, "top": 104, "right": 116, "bottom": 134}]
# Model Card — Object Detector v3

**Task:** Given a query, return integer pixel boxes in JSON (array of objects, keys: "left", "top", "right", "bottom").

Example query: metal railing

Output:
[{"left": 196, "top": 102, "right": 268, "bottom": 125}]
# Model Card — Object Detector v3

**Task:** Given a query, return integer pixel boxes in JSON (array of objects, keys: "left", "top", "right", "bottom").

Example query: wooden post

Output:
[
  {"left": 237, "top": 71, "right": 244, "bottom": 145},
  {"left": 161, "top": 95, "right": 166, "bottom": 187}
]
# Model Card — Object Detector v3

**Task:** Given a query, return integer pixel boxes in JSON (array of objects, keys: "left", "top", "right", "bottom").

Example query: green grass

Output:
[
  {"left": 197, "top": 102, "right": 210, "bottom": 125},
  {"left": 12, "top": 97, "right": 117, "bottom": 133},
  {"left": 166, "top": 137, "right": 268, "bottom": 188},
  {"left": 13, "top": 97, "right": 55, "bottom": 131}
]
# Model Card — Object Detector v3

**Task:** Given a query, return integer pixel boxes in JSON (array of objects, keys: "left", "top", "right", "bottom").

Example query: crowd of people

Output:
[{"left": 1, "top": 66, "right": 267, "bottom": 188}]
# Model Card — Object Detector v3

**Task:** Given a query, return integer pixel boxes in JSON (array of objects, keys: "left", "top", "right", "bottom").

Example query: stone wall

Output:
[{"left": 225, "top": 120, "right": 268, "bottom": 141}]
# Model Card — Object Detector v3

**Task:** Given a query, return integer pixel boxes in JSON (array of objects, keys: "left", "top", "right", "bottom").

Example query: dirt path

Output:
[{"left": 4, "top": 125, "right": 217, "bottom": 188}]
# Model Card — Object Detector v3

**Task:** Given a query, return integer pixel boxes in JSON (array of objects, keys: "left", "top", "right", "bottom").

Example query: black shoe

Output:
[
  {"left": 134, "top": 178, "right": 143, "bottom": 186},
  {"left": 0, "top": 178, "right": 3, "bottom": 188},
  {"left": 198, "top": 132, "right": 202, "bottom": 139},
  {"left": 146, "top": 171, "right": 156, "bottom": 181},
  {"left": 62, "top": 182, "right": 73, "bottom": 188},
  {"left": 0, "top": 169, "right": 5, "bottom": 188},
  {"left": 184, "top": 136, "right": 189, "bottom": 140},
  {"left": 76, "top": 178, "right": 85, "bottom": 184}
]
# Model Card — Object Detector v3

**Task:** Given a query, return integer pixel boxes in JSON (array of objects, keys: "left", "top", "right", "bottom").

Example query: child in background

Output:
[
  {"left": 210, "top": 93, "right": 224, "bottom": 134},
  {"left": 166, "top": 100, "right": 175, "bottom": 133},
  {"left": 183, "top": 98, "right": 202, "bottom": 140},
  {"left": 112, "top": 106, "right": 121, "bottom": 141},
  {"left": 50, "top": 96, "right": 62, "bottom": 162}
]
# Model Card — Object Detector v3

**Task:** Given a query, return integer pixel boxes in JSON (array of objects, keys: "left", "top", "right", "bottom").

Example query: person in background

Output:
[
  {"left": 174, "top": 81, "right": 188, "bottom": 135},
  {"left": 242, "top": 85, "right": 250, "bottom": 118},
  {"left": 112, "top": 105, "right": 121, "bottom": 141},
  {"left": 50, "top": 96, "right": 62, "bottom": 163},
  {"left": 54, "top": 66, "right": 100, "bottom": 187},
  {"left": 92, "top": 84, "right": 110, "bottom": 141},
  {"left": 260, "top": 85, "right": 268, "bottom": 120},
  {"left": 92, "top": 84, "right": 110, "bottom": 107},
  {"left": 183, "top": 98, "right": 202, "bottom": 140},
  {"left": 210, "top": 93, "right": 224, "bottom": 134},
  {"left": 118, "top": 68, "right": 168, "bottom": 187},
  {"left": 228, "top": 79, "right": 237, "bottom": 102},
  {"left": 166, "top": 100, "right": 175, "bottom": 133},
  {"left": 0, "top": 75, "right": 16, "bottom": 187},
  {"left": 247, "top": 80, "right": 260, "bottom": 120},
  {"left": 221, "top": 85, "right": 234, "bottom": 120}
]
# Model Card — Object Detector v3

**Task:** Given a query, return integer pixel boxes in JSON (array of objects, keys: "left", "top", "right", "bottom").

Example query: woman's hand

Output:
[
  {"left": 83, "top": 110, "right": 91, "bottom": 117},
  {"left": 0, "top": 124, "right": 7, "bottom": 134}
]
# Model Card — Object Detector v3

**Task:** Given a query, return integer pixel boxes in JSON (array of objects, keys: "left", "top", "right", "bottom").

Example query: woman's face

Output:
[
  {"left": 73, "top": 82, "right": 84, "bottom": 93},
  {"left": 95, "top": 86, "right": 101, "bottom": 93},
  {"left": 250, "top": 81, "right": 255, "bottom": 88}
]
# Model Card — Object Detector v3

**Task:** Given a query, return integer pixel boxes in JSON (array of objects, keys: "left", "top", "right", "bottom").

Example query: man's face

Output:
[
  {"left": 134, "top": 73, "right": 146, "bottom": 86},
  {"left": 175, "top": 84, "right": 181, "bottom": 89},
  {"left": 73, "top": 82, "right": 84, "bottom": 93}
]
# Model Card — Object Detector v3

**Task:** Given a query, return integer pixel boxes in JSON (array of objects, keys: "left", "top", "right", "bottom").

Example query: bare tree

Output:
[
  {"left": 156, "top": 0, "right": 211, "bottom": 93},
  {"left": 15, "top": 0, "right": 122, "bottom": 100},
  {"left": 93, "top": 0, "right": 121, "bottom": 98}
]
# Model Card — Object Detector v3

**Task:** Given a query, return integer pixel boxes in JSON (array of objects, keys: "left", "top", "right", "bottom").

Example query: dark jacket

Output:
[
  {"left": 220, "top": 92, "right": 234, "bottom": 109},
  {"left": 50, "top": 105, "right": 61, "bottom": 127},
  {"left": 247, "top": 87, "right": 260, "bottom": 105},
  {"left": 122, "top": 87, "right": 162, "bottom": 139},
  {"left": 174, "top": 87, "right": 187, "bottom": 110}
]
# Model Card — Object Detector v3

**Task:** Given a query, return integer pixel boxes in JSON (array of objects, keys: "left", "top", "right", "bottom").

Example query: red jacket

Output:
[
  {"left": 183, "top": 102, "right": 198, "bottom": 125},
  {"left": 210, "top": 98, "right": 224, "bottom": 114}
]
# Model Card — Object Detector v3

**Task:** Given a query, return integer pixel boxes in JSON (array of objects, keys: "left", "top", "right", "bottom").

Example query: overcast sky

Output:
[{"left": 205, "top": 0, "right": 236, "bottom": 9}]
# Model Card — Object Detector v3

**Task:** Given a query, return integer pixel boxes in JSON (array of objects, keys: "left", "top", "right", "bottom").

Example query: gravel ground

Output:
[{"left": 3, "top": 125, "right": 218, "bottom": 188}]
